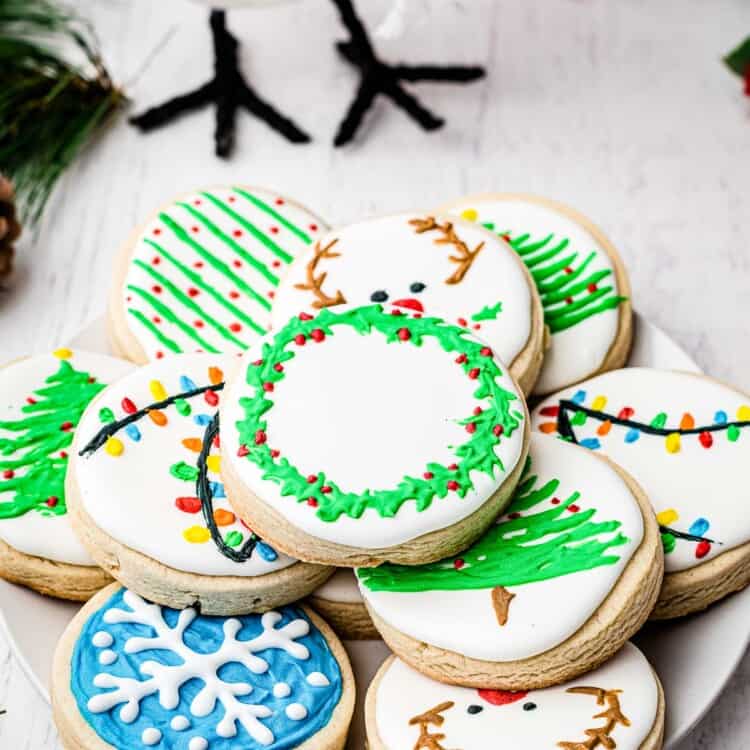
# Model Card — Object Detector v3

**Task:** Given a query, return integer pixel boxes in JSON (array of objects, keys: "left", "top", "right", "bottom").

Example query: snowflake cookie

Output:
[
  {"left": 220, "top": 303, "right": 530, "bottom": 567},
  {"left": 533, "top": 367, "right": 750, "bottom": 618},
  {"left": 358, "top": 433, "right": 662, "bottom": 690},
  {"left": 110, "top": 186, "right": 329, "bottom": 363},
  {"left": 0, "top": 348, "right": 134, "bottom": 600},
  {"left": 269, "top": 213, "right": 545, "bottom": 395},
  {"left": 52, "top": 585, "right": 355, "bottom": 750},
  {"left": 366, "top": 644, "right": 664, "bottom": 750},
  {"left": 68, "top": 353, "right": 333, "bottom": 615}
]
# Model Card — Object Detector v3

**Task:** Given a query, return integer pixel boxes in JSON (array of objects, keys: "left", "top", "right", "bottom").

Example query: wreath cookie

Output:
[
  {"left": 269, "top": 213, "right": 545, "bottom": 395},
  {"left": 440, "top": 194, "right": 632, "bottom": 395},
  {"left": 533, "top": 367, "right": 750, "bottom": 618},
  {"left": 67, "top": 353, "right": 333, "bottom": 615},
  {"left": 52, "top": 583, "right": 355, "bottom": 750},
  {"left": 366, "top": 644, "right": 664, "bottom": 750},
  {"left": 358, "top": 433, "right": 662, "bottom": 689},
  {"left": 0, "top": 349, "right": 134, "bottom": 600},
  {"left": 307, "top": 570, "right": 378, "bottom": 641},
  {"left": 220, "top": 304, "right": 530, "bottom": 567},
  {"left": 109, "top": 186, "right": 329, "bottom": 363}
]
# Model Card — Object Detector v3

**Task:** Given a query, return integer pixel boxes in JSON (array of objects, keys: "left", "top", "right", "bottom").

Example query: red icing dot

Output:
[
  {"left": 270, "top": 227, "right": 280, "bottom": 234},
  {"left": 151, "top": 257, "right": 161, "bottom": 265},
  {"left": 465, "top": 423, "right": 477, "bottom": 434},
  {"left": 229, "top": 323, "right": 242, "bottom": 333},
  {"left": 60, "top": 452, "right": 68, "bottom": 459},
  {"left": 397, "top": 327, "right": 411, "bottom": 341},
  {"left": 294, "top": 334, "right": 306, "bottom": 346},
  {"left": 26, "top": 397, "right": 36, "bottom": 405},
  {"left": 699, "top": 431, "right": 713, "bottom": 449},
  {"left": 468, "top": 368, "right": 480, "bottom": 379},
  {"left": 187, "top": 287, "right": 200, "bottom": 298},
  {"left": 273, "top": 363, "right": 284, "bottom": 372},
  {"left": 564, "top": 267, "right": 573, "bottom": 275},
  {"left": 457, "top": 317, "right": 468, "bottom": 327},
  {"left": 309, "top": 223, "right": 318, "bottom": 232},
  {"left": 60, "top": 421, "right": 73, "bottom": 432},
  {"left": 390, "top": 309, "right": 403, "bottom": 316},
  {"left": 565, "top": 296, "right": 574, "bottom": 304},
  {"left": 233, "top": 260, "right": 242, "bottom": 269},
  {"left": 449, "top": 463, "right": 458, "bottom": 471},
  {"left": 2, "top": 470, "right": 14, "bottom": 479},
  {"left": 493, "top": 424, "right": 504, "bottom": 437},
  {"left": 153, "top": 228, "right": 162, "bottom": 236},
  {"left": 233, "top": 229, "right": 243, "bottom": 238},
  {"left": 447, "top": 480, "right": 460, "bottom": 491},
  {"left": 275, "top": 198, "right": 285, "bottom": 206},
  {"left": 311, "top": 328, "right": 325, "bottom": 342},
  {"left": 263, "top": 382, "right": 274, "bottom": 392},
  {"left": 194, "top": 261, "right": 204, "bottom": 269},
  {"left": 568, "top": 504, "right": 580, "bottom": 513},
  {"left": 321, "top": 486, "right": 332, "bottom": 494},
  {"left": 307, "top": 497, "right": 318, "bottom": 507},
  {"left": 152, "top": 285, "right": 162, "bottom": 294},
  {"left": 267, "top": 291, "right": 275, "bottom": 299},
  {"left": 270, "top": 449, "right": 280, "bottom": 458},
  {"left": 453, "top": 559, "right": 465, "bottom": 570},
  {"left": 478, "top": 689, "right": 528, "bottom": 706},
  {"left": 228, "top": 196, "right": 236, "bottom": 203},
  {"left": 156, "top": 351, "right": 164, "bottom": 359},
  {"left": 473, "top": 324, "right": 481, "bottom": 330},
  {"left": 229, "top": 291, "right": 240, "bottom": 300},
  {"left": 618, "top": 407, "right": 635, "bottom": 419},
  {"left": 551, "top": 497, "right": 561, "bottom": 505},
  {"left": 213, "top": 434, "right": 220, "bottom": 448},
  {"left": 191, "top": 226, "right": 200, "bottom": 233},
  {"left": 237, "top": 445, "right": 249, "bottom": 457},
  {"left": 175, "top": 496, "right": 202, "bottom": 513},
  {"left": 253, "top": 359, "right": 263, "bottom": 366},
  {"left": 480, "top": 347, "right": 492, "bottom": 357},
  {"left": 588, "top": 283, "right": 598, "bottom": 293},
  {"left": 696, "top": 540, "right": 711, "bottom": 559},
  {"left": 272, "top": 260, "right": 282, "bottom": 268},
  {"left": 307, "top": 474, "right": 318, "bottom": 484},
  {"left": 473, "top": 406, "right": 483, "bottom": 415},
  {"left": 254, "top": 430, "right": 267, "bottom": 445},
  {"left": 153, "top": 316, "right": 162, "bottom": 324},
  {"left": 299, "top": 312, "right": 313, "bottom": 321},
  {"left": 194, "top": 320, "right": 204, "bottom": 328},
  {"left": 455, "top": 354, "right": 467, "bottom": 364},
  {"left": 122, "top": 398, "right": 137, "bottom": 413},
  {"left": 423, "top": 471, "right": 434, "bottom": 480},
  {"left": 204, "top": 390, "right": 219, "bottom": 407},
  {"left": 45, "top": 496, "right": 59, "bottom": 507},
  {"left": 509, "top": 512, "right": 521, "bottom": 520}
]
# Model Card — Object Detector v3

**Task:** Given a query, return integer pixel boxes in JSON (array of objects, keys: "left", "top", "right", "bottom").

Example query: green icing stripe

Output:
[
  {"left": 127, "top": 308, "right": 182, "bottom": 353},
  {"left": 177, "top": 202, "right": 280, "bottom": 285},
  {"left": 157, "top": 215, "right": 272, "bottom": 313},
  {"left": 202, "top": 191, "right": 294, "bottom": 264},
  {"left": 145, "top": 239, "right": 266, "bottom": 335},
  {"left": 233, "top": 188, "right": 312, "bottom": 245}
]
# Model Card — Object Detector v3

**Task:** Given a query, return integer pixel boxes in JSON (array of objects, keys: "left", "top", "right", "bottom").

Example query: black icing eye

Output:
[
  {"left": 410, "top": 282, "right": 426, "bottom": 293},
  {"left": 523, "top": 702, "right": 537, "bottom": 711},
  {"left": 370, "top": 290, "right": 388, "bottom": 302},
  {"left": 467, "top": 705, "right": 483, "bottom": 715}
]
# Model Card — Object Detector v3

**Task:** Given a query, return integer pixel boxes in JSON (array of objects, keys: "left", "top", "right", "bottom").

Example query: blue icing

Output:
[
  {"left": 714, "top": 410, "right": 728, "bottom": 425},
  {"left": 579, "top": 437, "right": 601, "bottom": 450},
  {"left": 193, "top": 414, "right": 212, "bottom": 427},
  {"left": 180, "top": 375, "right": 198, "bottom": 392},
  {"left": 125, "top": 424, "right": 142, "bottom": 442},
  {"left": 688, "top": 518, "right": 710, "bottom": 537},
  {"left": 209, "top": 482, "right": 225, "bottom": 499},
  {"left": 572, "top": 390, "right": 586, "bottom": 405},
  {"left": 256, "top": 542, "right": 278, "bottom": 562},
  {"left": 72, "top": 589, "right": 342, "bottom": 750},
  {"left": 625, "top": 429, "right": 640, "bottom": 444}
]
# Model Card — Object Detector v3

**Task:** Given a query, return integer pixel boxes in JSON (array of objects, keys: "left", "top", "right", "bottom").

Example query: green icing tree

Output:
[
  {"left": 359, "top": 457, "right": 629, "bottom": 594},
  {"left": 0, "top": 359, "right": 106, "bottom": 519},
  {"left": 482, "top": 224, "right": 626, "bottom": 333}
]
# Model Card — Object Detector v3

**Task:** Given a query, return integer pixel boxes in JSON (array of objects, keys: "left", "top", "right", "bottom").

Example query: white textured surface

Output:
[{"left": 0, "top": 0, "right": 749, "bottom": 747}]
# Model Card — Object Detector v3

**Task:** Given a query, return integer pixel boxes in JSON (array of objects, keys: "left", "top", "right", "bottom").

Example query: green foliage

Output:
[{"left": 724, "top": 36, "right": 750, "bottom": 77}]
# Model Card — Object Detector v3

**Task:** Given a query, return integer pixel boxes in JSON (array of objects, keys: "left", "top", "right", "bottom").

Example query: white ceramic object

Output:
[{"left": 0, "top": 312, "right": 748, "bottom": 750}]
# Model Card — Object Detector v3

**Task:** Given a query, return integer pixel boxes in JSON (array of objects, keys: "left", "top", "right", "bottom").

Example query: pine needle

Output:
[{"left": 0, "top": 0, "right": 126, "bottom": 224}]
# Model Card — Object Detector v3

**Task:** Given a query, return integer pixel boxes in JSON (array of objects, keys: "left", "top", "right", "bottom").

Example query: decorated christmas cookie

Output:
[
  {"left": 269, "top": 213, "right": 545, "bottom": 395},
  {"left": 441, "top": 194, "right": 632, "bottom": 395},
  {"left": 109, "top": 186, "right": 329, "bottom": 363},
  {"left": 307, "top": 569, "right": 378, "bottom": 640},
  {"left": 68, "top": 353, "right": 333, "bottom": 615},
  {"left": 533, "top": 367, "right": 750, "bottom": 618},
  {"left": 221, "top": 304, "right": 530, "bottom": 567},
  {"left": 52, "top": 584, "right": 355, "bottom": 750},
  {"left": 358, "top": 432, "right": 662, "bottom": 689},
  {"left": 0, "top": 349, "right": 134, "bottom": 600},
  {"left": 366, "top": 644, "right": 664, "bottom": 750}
]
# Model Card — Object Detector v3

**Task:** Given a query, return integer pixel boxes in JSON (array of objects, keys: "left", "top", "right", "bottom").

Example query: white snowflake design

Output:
[{"left": 87, "top": 591, "right": 312, "bottom": 745}]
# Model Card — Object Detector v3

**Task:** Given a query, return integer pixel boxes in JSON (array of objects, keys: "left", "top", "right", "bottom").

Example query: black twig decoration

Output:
[
  {"left": 331, "top": 0, "right": 485, "bottom": 146},
  {"left": 129, "top": 10, "right": 310, "bottom": 157}
]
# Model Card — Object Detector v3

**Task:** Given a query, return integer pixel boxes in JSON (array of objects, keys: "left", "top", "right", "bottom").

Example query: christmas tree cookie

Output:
[
  {"left": 366, "top": 644, "right": 664, "bottom": 750},
  {"left": 52, "top": 584, "right": 355, "bottom": 750},
  {"left": 109, "top": 186, "right": 328, "bottom": 363},
  {"left": 220, "top": 304, "right": 530, "bottom": 567},
  {"left": 307, "top": 569, "right": 378, "bottom": 640},
  {"left": 269, "top": 213, "right": 545, "bottom": 395},
  {"left": 0, "top": 349, "right": 134, "bottom": 600},
  {"left": 440, "top": 194, "right": 632, "bottom": 395},
  {"left": 533, "top": 367, "right": 750, "bottom": 618},
  {"left": 67, "top": 353, "right": 333, "bottom": 615},
  {"left": 358, "top": 433, "right": 662, "bottom": 689}
]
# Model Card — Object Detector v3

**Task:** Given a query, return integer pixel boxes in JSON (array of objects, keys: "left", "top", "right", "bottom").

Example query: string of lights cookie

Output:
[{"left": 234, "top": 304, "right": 524, "bottom": 523}]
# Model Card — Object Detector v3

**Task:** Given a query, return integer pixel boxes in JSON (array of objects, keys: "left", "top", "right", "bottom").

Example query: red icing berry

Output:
[
  {"left": 294, "top": 334, "right": 306, "bottom": 346},
  {"left": 307, "top": 498, "right": 318, "bottom": 507},
  {"left": 493, "top": 424, "right": 504, "bottom": 437},
  {"left": 151, "top": 257, "right": 161, "bottom": 265},
  {"left": 253, "top": 359, "right": 263, "bottom": 366},
  {"left": 233, "top": 260, "right": 242, "bottom": 268},
  {"left": 568, "top": 504, "right": 580, "bottom": 513},
  {"left": 473, "top": 406, "right": 483, "bottom": 415},
  {"left": 191, "top": 226, "right": 200, "bottom": 233},
  {"left": 311, "top": 328, "right": 325, "bottom": 342},
  {"left": 2, "top": 470, "right": 14, "bottom": 479},
  {"left": 468, "top": 368, "right": 480, "bottom": 379},
  {"left": 480, "top": 347, "right": 492, "bottom": 357},
  {"left": 457, "top": 317, "right": 468, "bottom": 327},
  {"left": 270, "top": 227, "right": 279, "bottom": 234},
  {"left": 273, "top": 363, "right": 284, "bottom": 372},
  {"left": 204, "top": 389, "right": 219, "bottom": 407},
  {"left": 299, "top": 312, "right": 313, "bottom": 321},
  {"left": 45, "top": 496, "right": 59, "bottom": 508},
  {"left": 588, "top": 283, "right": 598, "bottom": 293},
  {"left": 473, "top": 324, "right": 481, "bottom": 330},
  {"left": 175, "top": 496, "right": 202, "bottom": 514},
  {"left": 307, "top": 474, "right": 318, "bottom": 484},
  {"left": 229, "top": 323, "right": 242, "bottom": 333},
  {"left": 423, "top": 471, "right": 434, "bottom": 480},
  {"left": 233, "top": 229, "right": 243, "bottom": 238},
  {"left": 449, "top": 463, "right": 458, "bottom": 470},
  {"left": 272, "top": 260, "right": 282, "bottom": 268},
  {"left": 194, "top": 320, "right": 204, "bottom": 328},
  {"left": 699, "top": 431, "right": 713, "bottom": 449},
  {"left": 237, "top": 445, "right": 249, "bottom": 457},
  {"left": 466, "top": 423, "right": 477, "bottom": 434},
  {"left": 477, "top": 689, "right": 528, "bottom": 706},
  {"left": 696, "top": 540, "right": 711, "bottom": 559},
  {"left": 565, "top": 297, "right": 574, "bottom": 304},
  {"left": 551, "top": 497, "right": 560, "bottom": 505},
  {"left": 453, "top": 559, "right": 465, "bottom": 570},
  {"left": 263, "top": 382, "right": 274, "bottom": 392},
  {"left": 26, "top": 397, "right": 36, "bottom": 405},
  {"left": 153, "top": 316, "right": 162, "bottom": 324},
  {"left": 254, "top": 430, "right": 267, "bottom": 445},
  {"left": 60, "top": 421, "right": 73, "bottom": 432},
  {"left": 320, "top": 486, "right": 332, "bottom": 494},
  {"left": 270, "top": 449, "right": 280, "bottom": 458},
  {"left": 152, "top": 285, "right": 162, "bottom": 294},
  {"left": 447, "top": 480, "right": 460, "bottom": 491},
  {"left": 187, "top": 287, "right": 200, "bottom": 298},
  {"left": 390, "top": 309, "right": 403, "bottom": 316},
  {"left": 455, "top": 354, "right": 467, "bottom": 364},
  {"left": 60, "top": 451, "right": 68, "bottom": 458},
  {"left": 229, "top": 291, "right": 240, "bottom": 300},
  {"left": 194, "top": 261, "right": 204, "bottom": 269},
  {"left": 397, "top": 327, "right": 411, "bottom": 341}
]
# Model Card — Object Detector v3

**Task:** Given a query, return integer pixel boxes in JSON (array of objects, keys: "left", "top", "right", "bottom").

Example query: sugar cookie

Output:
[{"left": 307, "top": 569, "right": 378, "bottom": 640}]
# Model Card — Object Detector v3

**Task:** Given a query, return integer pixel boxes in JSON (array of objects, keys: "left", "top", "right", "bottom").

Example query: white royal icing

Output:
[
  {"left": 170, "top": 715, "right": 190, "bottom": 731},
  {"left": 306, "top": 672, "right": 330, "bottom": 687},
  {"left": 285, "top": 703, "right": 308, "bottom": 720},
  {"left": 188, "top": 738, "right": 208, "bottom": 750},
  {"left": 92, "top": 631, "right": 113, "bottom": 648},
  {"left": 374, "top": 643, "right": 659, "bottom": 750},
  {"left": 311, "top": 569, "right": 363, "bottom": 604},
  {"left": 73, "top": 353, "right": 298, "bottom": 577},
  {"left": 533, "top": 367, "right": 750, "bottom": 573},
  {"left": 0, "top": 351, "right": 135, "bottom": 566},
  {"left": 273, "top": 682, "right": 292, "bottom": 698},
  {"left": 445, "top": 196, "right": 624, "bottom": 394},
  {"left": 221, "top": 314, "right": 526, "bottom": 549},
  {"left": 141, "top": 727, "right": 162, "bottom": 745},
  {"left": 121, "top": 186, "right": 328, "bottom": 361},
  {"left": 358, "top": 433, "right": 643, "bottom": 661},
  {"left": 270, "top": 213, "right": 534, "bottom": 369}
]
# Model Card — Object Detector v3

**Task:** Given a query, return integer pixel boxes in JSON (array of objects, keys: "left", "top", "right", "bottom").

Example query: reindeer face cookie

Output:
[
  {"left": 533, "top": 367, "right": 750, "bottom": 618},
  {"left": 110, "top": 187, "right": 329, "bottom": 363},
  {"left": 221, "top": 304, "right": 529, "bottom": 567},
  {"left": 441, "top": 194, "right": 632, "bottom": 395},
  {"left": 358, "top": 433, "right": 662, "bottom": 689},
  {"left": 366, "top": 645, "right": 664, "bottom": 750},
  {"left": 52, "top": 584, "right": 355, "bottom": 750},
  {"left": 68, "top": 353, "right": 333, "bottom": 615},
  {"left": 270, "top": 213, "right": 545, "bottom": 395},
  {"left": 0, "top": 349, "right": 134, "bottom": 600}
]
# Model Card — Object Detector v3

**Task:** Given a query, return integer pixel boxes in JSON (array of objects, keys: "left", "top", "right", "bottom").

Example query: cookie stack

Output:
[{"left": 2, "top": 187, "right": 749, "bottom": 749}]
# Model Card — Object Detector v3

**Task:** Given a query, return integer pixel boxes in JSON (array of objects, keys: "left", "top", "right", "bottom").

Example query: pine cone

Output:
[{"left": 0, "top": 175, "right": 21, "bottom": 279}]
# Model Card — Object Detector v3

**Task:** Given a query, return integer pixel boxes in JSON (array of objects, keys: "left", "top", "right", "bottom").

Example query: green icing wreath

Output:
[{"left": 234, "top": 304, "right": 524, "bottom": 523}]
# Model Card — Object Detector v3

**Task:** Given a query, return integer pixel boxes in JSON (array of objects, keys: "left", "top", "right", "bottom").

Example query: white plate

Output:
[{"left": 0, "top": 312, "right": 748, "bottom": 750}]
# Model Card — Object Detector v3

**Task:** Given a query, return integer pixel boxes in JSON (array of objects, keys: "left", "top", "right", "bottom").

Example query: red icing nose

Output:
[
  {"left": 392, "top": 298, "right": 424, "bottom": 313},
  {"left": 476, "top": 689, "right": 529, "bottom": 706}
]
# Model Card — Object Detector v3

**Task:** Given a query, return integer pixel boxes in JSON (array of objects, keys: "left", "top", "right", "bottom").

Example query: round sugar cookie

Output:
[
  {"left": 307, "top": 569, "right": 378, "bottom": 640},
  {"left": 440, "top": 194, "right": 632, "bottom": 395},
  {"left": 68, "top": 353, "right": 333, "bottom": 615},
  {"left": 533, "top": 367, "right": 750, "bottom": 618},
  {"left": 221, "top": 303, "right": 530, "bottom": 567},
  {"left": 269, "top": 213, "right": 545, "bottom": 395},
  {"left": 109, "top": 186, "right": 329, "bottom": 363},
  {"left": 366, "top": 644, "right": 664, "bottom": 750},
  {"left": 52, "top": 583, "right": 355, "bottom": 750},
  {"left": 358, "top": 432, "right": 662, "bottom": 689},
  {"left": 0, "top": 349, "right": 135, "bottom": 600}
]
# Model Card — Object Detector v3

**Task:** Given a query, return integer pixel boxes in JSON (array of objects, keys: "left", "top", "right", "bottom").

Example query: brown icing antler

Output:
[
  {"left": 557, "top": 687, "right": 631, "bottom": 749},
  {"left": 409, "top": 216, "right": 484, "bottom": 285},
  {"left": 294, "top": 238, "right": 347, "bottom": 309},
  {"left": 409, "top": 701, "right": 455, "bottom": 750},
  {"left": 491, "top": 586, "right": 515, "bottom": 626}
]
